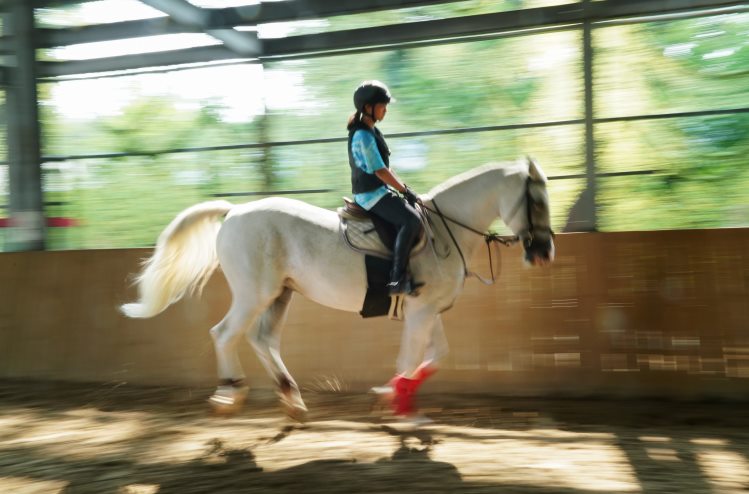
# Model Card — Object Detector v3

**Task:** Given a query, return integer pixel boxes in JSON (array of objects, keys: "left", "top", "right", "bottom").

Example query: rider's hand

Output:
[{"left": 403, "top": 186, "right": 420, "bottom": 208}]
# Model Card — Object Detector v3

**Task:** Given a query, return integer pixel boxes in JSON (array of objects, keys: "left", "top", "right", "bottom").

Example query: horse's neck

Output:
[{"left": 427, "top": 166, "right": 510, "bottom": 258}]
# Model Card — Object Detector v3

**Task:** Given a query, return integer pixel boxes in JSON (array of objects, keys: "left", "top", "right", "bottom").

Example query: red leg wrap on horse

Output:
[
  {"left": 391, "top": 376, "right": 416, "bottom": 416},
  {"left": 413, "top": 363, "right": 437, "bottom": 383},
  {"left": 390, "top": 365, "right": 437, "bottom": 416}
]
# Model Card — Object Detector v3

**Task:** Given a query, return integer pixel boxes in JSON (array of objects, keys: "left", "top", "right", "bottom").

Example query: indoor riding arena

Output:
[{"left": 2, "top": 1, "right": 749, "bottom": 493}]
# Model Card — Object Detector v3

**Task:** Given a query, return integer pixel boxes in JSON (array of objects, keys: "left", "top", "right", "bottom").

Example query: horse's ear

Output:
[{"left": 527, "top": 156, "right": 547, "bottom": 182}]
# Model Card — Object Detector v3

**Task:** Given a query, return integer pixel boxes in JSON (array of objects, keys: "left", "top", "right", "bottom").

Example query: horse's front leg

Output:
[{"left": 381, "top": 306, "right": 445, "bottom": 418}]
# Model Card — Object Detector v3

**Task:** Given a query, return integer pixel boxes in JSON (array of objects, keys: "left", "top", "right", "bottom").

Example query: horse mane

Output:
[{"left": 424, "top": 160, "right": 527, "bottom": 200}]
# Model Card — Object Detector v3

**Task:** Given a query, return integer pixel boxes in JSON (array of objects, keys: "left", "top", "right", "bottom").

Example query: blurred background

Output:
[
  {"left": 2, "top": 0, "right": 747, "bottom": 250},
  {"left": 1, "top": 5, "right": 749, "bottom": 492}
]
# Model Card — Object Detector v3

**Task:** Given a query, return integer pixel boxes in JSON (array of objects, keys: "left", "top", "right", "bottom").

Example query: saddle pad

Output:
[
  {"left": 360, "top": 255, "right": 403, "bottom": 320},
  {"left": 340, "top": 217, "right": 427, "bottom": 259}
]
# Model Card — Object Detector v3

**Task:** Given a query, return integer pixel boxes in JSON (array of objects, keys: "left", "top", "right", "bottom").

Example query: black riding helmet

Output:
[{"left": 353, "top": 80, "right": 395, "bottom": 116}]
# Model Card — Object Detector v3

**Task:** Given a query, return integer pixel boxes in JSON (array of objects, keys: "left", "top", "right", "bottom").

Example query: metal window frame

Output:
[{"left": 1, "top": 0, "right": 747, "bottom": 249}]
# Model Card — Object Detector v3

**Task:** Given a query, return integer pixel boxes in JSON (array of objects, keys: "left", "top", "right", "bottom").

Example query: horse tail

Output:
[{"left": 120, "top": 200, "right": 234, "bottom": 319}]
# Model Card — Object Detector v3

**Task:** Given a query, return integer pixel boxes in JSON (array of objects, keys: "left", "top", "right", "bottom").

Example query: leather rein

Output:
[
  {"left": 418, "top": 176, "right": 556, "bottom": 285},
  {"left": 419, "top": 200, "right": 520, "bottom": 286}
]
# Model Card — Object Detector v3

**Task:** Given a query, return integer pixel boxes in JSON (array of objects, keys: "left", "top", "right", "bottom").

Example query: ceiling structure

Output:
[
  {"left": 8, "top": 0, "right": 747, "bottom": 78},
  {"left": 0, "top": 0, "right": 746, "bottom": 251}
]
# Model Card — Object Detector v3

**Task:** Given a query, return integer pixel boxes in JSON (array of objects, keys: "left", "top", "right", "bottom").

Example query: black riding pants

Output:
[{"left": 369, "top": 192, "right": 421, "bottom": 279}]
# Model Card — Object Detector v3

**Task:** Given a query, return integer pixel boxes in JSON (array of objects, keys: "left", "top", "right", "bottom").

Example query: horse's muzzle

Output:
[{"left": 524, "top": 236, "right": 554, "bottom": 266}]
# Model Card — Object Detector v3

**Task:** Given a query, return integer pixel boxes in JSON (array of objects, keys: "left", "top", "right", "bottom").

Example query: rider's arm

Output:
[
  {"left": 351, "top": 130, "right": 408, "bottom": 194},
  {"left": 375, "top": 167, "right": 407, "bottom": 194}
]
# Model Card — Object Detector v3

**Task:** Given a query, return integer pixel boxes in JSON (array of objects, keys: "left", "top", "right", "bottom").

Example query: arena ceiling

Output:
[
  {"left": 1, "top": 0, "right": 745, "bottom": 78},
  {"left": 0, "top": 0, "right": 746, "bottom": 251}
]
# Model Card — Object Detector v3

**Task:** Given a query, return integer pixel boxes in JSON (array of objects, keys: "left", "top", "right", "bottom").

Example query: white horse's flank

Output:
[{"left": 121, "top": 159, "right": 554, "bottom": 419}]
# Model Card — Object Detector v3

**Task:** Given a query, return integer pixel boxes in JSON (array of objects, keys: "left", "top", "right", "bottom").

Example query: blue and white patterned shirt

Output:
[{"left": 350, "top": 129, "right": 389, "bottom": 210}]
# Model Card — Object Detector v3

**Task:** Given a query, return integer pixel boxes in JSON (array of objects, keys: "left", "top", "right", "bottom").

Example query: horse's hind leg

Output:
[
  {"left": 247, "top": 287, "right": 308, "bottom": 422},
  {"left": 208, "top": 299, "right": 265, "bottom": 414}
]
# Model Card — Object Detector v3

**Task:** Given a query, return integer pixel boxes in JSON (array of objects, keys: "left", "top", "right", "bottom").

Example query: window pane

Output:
[
  {"left": 43, "top": 148, "right": 269, "bottom": 249},
  {"left": 42, "top": 34, "right": 222, "bottom": 62},
  {"left": 597, "top": 116, "right": 749, "bottom": 230},
  {"left": 264, "top": 126, "right": 583, "bottom": 233},
  {"left": 265, "top": 29, "right": 583, "bottom": 142},
  {"left": 35, "top": 0, "right": 164, "bottom": 28},
  {"left": 39, "top": 64, "right": 264, "bottom": 157},
  {"left": 594, "top": 13, "right": 749, "bottom": 118}
]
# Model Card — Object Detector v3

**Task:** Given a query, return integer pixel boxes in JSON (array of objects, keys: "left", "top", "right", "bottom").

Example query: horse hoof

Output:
[
  {"left": 369, "top": 385, "right": 394, "bottom": 415},
  {"left": 280, "top": 399, "right": 308, "bottom": 423},
  {"left": 283, "top": 404, "right": 308, "bottom": 423},
  {"left": 278, "top": 392, "right": 308, "bottom": 423},
  {"left": 208, "top": 386, "right": 248, "bottom": 416},
  {"left": 208, "top": 396, "right": 242, "bottom": 416},
  {"left": 369, "top": 385, "right": 394, "bottom": 398},
  {"left": 396, "top": 413, "right": 433, "bottom": 427}
]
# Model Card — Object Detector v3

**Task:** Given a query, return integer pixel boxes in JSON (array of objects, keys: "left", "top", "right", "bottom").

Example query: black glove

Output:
[{"left": 403, "top": 186, "right": 420, "bottom": 208}]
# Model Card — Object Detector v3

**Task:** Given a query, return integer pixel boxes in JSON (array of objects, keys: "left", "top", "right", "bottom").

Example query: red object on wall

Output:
[
  {"left": 0, "top": 217, "right": 78, "bottom": 228},
  {"left": 46, "top": 217, "right": 78, "bottom": 227}
]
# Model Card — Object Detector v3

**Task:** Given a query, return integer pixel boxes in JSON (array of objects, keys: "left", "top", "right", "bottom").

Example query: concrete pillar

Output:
[
  {"left": 565, "top": 2, "right": 598, "bottom": 233},
  {"left": 3, "top": 0, "right": 45, "bottom": 251}
]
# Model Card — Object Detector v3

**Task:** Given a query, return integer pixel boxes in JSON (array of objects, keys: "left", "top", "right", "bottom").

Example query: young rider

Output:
[{"left": 346, "top": 80, "right": 421, "bottom": 296}]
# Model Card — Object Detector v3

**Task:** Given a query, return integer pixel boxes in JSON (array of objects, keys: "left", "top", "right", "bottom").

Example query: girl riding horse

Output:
[{"left": 347, "top": 80, "right": 421, "bottom": 296}]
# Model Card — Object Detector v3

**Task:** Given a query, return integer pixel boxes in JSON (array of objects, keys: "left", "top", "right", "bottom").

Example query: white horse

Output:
[{"left": 121, "top": 158, "right": 554, "bottom": 420}]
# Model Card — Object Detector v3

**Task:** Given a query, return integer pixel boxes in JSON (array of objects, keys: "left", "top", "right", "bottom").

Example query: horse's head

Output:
[{"left": 502, "top": 157, "right": 555, "bottom": 266}]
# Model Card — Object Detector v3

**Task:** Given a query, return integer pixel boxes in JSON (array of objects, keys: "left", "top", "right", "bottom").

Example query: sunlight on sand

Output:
[
  {"left": 2, "top": 409, "right": 146, "bottom": 457},
  {"left": 696, "top": 449, "right": 749, "bottom": 491},
  {"left": 427, "top": 426, "right": 641, "bottom": 492},
  {"left": 5, "top": 404, "right": 749, "bottom": 493},
  {"left": 645, "top": 447, "right": 681, "bottom": 462},
  {"left": 0, "top": 476, "right": 69, "bottom": 493},
  {"left": 121, "top": 484, "right": 160, "bottom": 494}
]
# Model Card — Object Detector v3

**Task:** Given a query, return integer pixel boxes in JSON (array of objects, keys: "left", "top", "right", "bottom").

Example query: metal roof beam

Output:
[
  {"left": 589, "top": 0, "right": 747, "bottom": 20},
  {"left": 35, "top": 0, "right": 747, "bottom": 77},
  {"left": 203, "top": 0, "right": 470, "bottom": 27},
  {"left": 137, "top": 0, "right": 260, "bottom": 57},
  {"left": 34, "top": 0, "right": 470, "bottom": 47},
  {"left": 33, "top": 0, "right": 747, "bottom": 49},
  {"left": 37, "top": 2, "right": 574, "bottom": 77},
  {"left": 262, "top": 4, "right": 583, "bottom": 57},
  {"left": 37, "top": 17, "right": 200, "bottom": 49}
]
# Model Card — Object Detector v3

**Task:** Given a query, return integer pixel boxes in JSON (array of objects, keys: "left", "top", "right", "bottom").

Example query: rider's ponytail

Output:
[{"left": 347, "top": 110, "right": 361, "bottom": 131}]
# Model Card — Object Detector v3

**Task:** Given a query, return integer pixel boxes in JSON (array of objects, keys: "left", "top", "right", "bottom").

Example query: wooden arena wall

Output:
[{"left": 1, "top": 229, "right": 748, "bottom": 400}]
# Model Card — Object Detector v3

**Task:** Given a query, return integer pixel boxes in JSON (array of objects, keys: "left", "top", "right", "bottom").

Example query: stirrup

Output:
[{"left": 387, "top": 277, "right": 422, "bottom": 296}]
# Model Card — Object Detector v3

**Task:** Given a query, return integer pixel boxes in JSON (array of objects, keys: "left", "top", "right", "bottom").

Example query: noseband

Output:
[{"left": 505, "top": 177, "right": 555, "bottom": 249}]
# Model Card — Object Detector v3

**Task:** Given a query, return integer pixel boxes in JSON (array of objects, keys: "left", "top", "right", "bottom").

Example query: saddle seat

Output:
[
  {"left": 337, "top": 197, "right": 427, "bottom": 259},
  {"left": 339, "top": 197, "right": 371, "bottom": 221}
]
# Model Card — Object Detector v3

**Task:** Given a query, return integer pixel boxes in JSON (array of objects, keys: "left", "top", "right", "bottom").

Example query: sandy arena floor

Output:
[{"left": 1, "top": 379, "right": 748, "bottom": 494}]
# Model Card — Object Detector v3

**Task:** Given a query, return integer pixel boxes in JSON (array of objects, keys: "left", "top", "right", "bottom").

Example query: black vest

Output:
[{"left": 348, "top": 121, "right": 391, "bottom": 194}]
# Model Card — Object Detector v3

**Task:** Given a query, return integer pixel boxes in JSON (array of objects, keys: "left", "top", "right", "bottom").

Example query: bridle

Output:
[
  {"left": 504, "top": 177, "right": 555, "bottom": 250},
  {"left": 421, "top": 176, "right": 554, "bottom": 285}
]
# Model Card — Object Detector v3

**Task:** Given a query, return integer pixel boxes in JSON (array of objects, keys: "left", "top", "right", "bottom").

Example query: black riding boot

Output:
[
  {"left": 387, "top": 232, "right": 418, "bottom": 296},
  {"left": 369, "top": 193, "right": 422, "bottom": 296},
  {"left": 387, "top": 269, "right": 414, "bottom": 296}
]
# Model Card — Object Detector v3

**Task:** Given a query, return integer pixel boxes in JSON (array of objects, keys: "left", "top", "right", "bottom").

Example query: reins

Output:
[{"left": 421, "top": 199, "right": 519, "bottom": 286}]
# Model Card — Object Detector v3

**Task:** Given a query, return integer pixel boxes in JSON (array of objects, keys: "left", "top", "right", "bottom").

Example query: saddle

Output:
[
  {"left": 337, "top": 197, "right": 426, "bottom": 259},
  {"left": 338, "top": 198, "right": 429, "bottom": 320}
]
